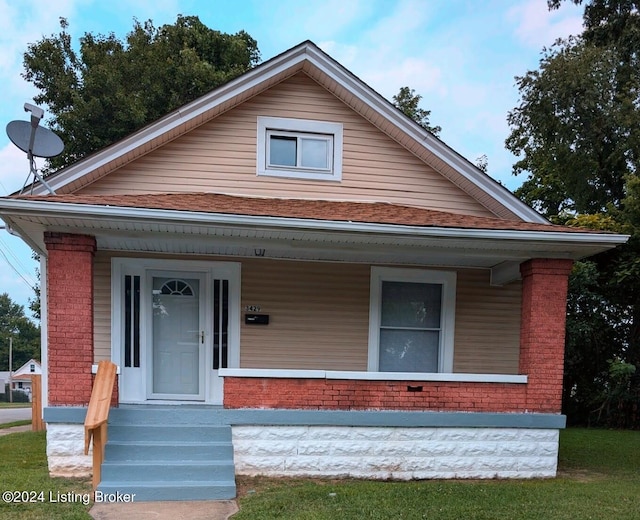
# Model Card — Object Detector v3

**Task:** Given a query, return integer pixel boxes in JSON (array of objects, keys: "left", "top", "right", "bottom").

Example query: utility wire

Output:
[
  {"left": 0, "top": 236, "right": 35, "bottom": 283},
  {"left": 0, "top": 247, "right": 36, "bottom": 292}
]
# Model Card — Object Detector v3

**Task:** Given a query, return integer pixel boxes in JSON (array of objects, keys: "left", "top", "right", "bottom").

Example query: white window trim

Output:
[
  {"left": 257, "top": 116, "right": 343, "bottom": 181},
  {"left": 368, "top": 266, "right": 456, "bottom": 373}
]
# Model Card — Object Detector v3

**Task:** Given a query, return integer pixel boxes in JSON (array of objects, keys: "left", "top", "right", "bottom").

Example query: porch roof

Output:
[
  {"left": 0, "top": 192, "right": 629, "bottom": 285},
  {"left": 8, "top": 192, "right": 606, "bottom": 234}
]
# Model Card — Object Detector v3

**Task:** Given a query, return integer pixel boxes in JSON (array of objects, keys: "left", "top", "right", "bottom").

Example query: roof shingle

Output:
[{"left": 16, "top": 192, "right": 598, "bottom": 234}]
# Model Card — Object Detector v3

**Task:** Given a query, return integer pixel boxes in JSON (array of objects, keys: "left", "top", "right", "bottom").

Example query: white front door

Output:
[{"left": 148, "top": 272, "right": 206, "bottom": 400}]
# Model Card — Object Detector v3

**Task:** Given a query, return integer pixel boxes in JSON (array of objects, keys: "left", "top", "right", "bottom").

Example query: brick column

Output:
[
  {"left": 519, "top": 258, "right": 573, "bottom": 413},
  {"left": 45, "top": 232, "right": 96, "bottom": 406}
]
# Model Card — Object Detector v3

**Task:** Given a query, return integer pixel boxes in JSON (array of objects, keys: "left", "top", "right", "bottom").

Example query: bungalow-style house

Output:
[
  {"left": 0, "top": 41, "right": 628, "bottom": 501},
  {"left": 10, "top": 358, "right": 41, "bottom": 400}
]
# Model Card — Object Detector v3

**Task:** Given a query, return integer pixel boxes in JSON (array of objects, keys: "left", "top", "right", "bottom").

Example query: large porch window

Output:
[{"left": 368, "top": 267, "right": 456, "bottom": 373}]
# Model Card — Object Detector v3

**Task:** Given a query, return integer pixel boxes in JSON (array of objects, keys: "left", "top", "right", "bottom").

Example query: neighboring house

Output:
[
  {"left": 0, "top": 372, "right": 8, "bottom": 395},
  {"left": 0, "top": 41, "right": 628, "bottom": 500},
  {"left": 10, "top": 359, "right": 41, "bottom": 400}
]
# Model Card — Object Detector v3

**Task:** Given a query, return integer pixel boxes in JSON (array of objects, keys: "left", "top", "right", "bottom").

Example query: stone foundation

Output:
[
  {"left": 232, "top": 426, "right": 559, "bottom": 479},
  {"left": 46, "top": 423, "right": 92, "bottom": 478}
]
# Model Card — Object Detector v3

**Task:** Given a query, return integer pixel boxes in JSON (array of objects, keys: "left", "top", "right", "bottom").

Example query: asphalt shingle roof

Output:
[{"left": 17, "top": 192, "right": 596, "bottom": 234}]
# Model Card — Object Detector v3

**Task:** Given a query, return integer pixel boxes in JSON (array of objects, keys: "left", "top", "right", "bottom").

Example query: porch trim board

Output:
[
  {"left": 43, "top": 406, "right": 566, "bottom": 429},
  {"left": 218, "top": 368, "right": 528, "bottom": 384}
]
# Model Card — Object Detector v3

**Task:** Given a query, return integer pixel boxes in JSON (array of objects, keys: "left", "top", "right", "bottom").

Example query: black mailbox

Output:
[{"left": 245, "top": 314, "right": 269, "bottom": 325}]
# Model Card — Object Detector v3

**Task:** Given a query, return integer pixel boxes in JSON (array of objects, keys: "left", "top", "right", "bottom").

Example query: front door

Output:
[{"left": 148, "top": 272, "right": 206, "bottom": 400}]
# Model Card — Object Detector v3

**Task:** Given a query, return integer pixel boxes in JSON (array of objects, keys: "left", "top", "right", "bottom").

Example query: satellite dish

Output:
[
  {"left": 6, "top": 120, "right": 64, "bottom": 158},
  {"left": 5, "top": 103, "right": 62, "bottom": 195}
]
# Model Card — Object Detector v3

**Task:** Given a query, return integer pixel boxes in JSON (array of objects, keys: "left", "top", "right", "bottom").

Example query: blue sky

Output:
[{"left": 0, "top": 0, "right": 584, "bottom": 313}]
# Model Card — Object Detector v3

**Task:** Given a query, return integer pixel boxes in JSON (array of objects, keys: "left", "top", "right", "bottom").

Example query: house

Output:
[
  {"left": 0, "top": 41, "right": 628, "bottom": 500},
  {"left": 10, "top": 359, "right": 41, "bottom": 400}
]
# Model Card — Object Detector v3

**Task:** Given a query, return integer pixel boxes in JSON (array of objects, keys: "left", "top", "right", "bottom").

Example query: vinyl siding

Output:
[
  {"left": 93, "top": 254, "right": 521, "bottom": 374},
  {"left": 454, "top": 270, "right": 521, "bottom": 374},
  {"left": 240, "top": 259, "right": 371, "bottom": 370},
  {"left": 93, "top": 251, "right": 112, "bottom": 362},
  {"left": 78, "top": 73, "right": 495, "bottom": 218}
]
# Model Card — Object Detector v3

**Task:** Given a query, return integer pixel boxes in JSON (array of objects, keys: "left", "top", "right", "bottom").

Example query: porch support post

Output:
[
  {"left": 44, "top": 232, "right": 96, "bottom": 406},
  {"left": 519, "top": 258, "right": 573, "bottom": 413}
]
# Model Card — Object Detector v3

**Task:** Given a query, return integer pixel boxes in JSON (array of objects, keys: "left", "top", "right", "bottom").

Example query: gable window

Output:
[
  {"left": 30, "top": 364, "right": 35, "bottom": 373},
  {"left": 257, "top": 116, "right": 343, "bottom": 181},
  {"left": 368, "top": 267, "right": 456, "bottom": 373}
]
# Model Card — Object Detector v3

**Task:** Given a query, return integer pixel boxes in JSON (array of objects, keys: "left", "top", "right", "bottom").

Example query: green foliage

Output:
[
  {"left": 392, "top": 86, "right": 441, "bottom": 136},
  {"left": 23, "top": 15, "right": 260, "bottom": 170},
  {"left": 506, "top": 36, "right": 636, "bottom": 215},
  {"left": 590, "top": 358, "right": 639, "bottom": 427},
  {"left": 508, "top": 1, "right": 640, "bottom": 428},
  {"left": 0, "top": 386, "right": 30, "bottom": 403},
  {"left": 0, "top": 294, "right": 40, "bottom": 372}
]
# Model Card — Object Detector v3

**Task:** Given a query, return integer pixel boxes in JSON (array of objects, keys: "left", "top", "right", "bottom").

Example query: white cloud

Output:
[
  {"left": 508, "top": 0, "right": 584, "bottom": 48},
  {"left": 0, "top": 143, "right": 38, "bottom": 196}
]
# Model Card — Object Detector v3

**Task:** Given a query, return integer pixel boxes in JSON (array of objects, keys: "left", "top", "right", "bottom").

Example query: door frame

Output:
[{"left": 111, "top": 258, "right": 241, "bottom": 405}]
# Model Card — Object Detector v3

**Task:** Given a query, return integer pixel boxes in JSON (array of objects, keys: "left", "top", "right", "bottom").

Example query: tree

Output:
[
  {"left": 506, "top": 37, "right": 636, "bottom": 215},
  {"left": 507, "top": 1, "right": 640, "bottom": 427},
  {"left": 0, "top": 293, "right": 40, "bottom": 371},
  {"left": 23, "top": 15, "right": 260, "bottom": 170},
  {"left": 392, "top": 86, "right": 441, "bottom": 136}
]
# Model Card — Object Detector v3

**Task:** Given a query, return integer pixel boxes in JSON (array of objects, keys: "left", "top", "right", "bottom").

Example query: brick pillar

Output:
[
  {"left": 45, "top": 232, "right": 96, "bottom": 406},
  {"left": 519, "top": 258, "right": 573, "bottom": 413}
]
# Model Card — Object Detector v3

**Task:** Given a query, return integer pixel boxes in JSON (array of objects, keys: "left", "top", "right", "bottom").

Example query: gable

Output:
[{"left": 76, "top": 73, "right": 498, "bottom": 219}]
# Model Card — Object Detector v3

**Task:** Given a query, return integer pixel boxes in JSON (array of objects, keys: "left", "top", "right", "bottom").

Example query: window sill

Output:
[{"left": 218, "top": 368, "right": 527, "bottom": 384}]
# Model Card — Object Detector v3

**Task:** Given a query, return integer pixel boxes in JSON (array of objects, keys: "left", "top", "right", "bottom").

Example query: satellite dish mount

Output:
[{"left": 6, "top": 103, "right": 64, "bottom": 195}]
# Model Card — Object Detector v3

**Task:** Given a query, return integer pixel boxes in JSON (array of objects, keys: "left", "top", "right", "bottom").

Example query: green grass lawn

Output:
[
  {"left": 0, "top": 432, "right": 92, "bottom": 520},
  {"left": 0, "top": 403, "right": 32, "bottom": 408},
  {"left": 0, "top": 428, "right": 637, "bottom": 519}
]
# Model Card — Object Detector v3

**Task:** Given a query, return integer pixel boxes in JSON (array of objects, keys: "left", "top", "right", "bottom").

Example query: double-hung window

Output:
[
  {"left": 257, "top": 116, "right": 343, "bottom": 181},
  {"left": 368, "top": 267, "right": 456, "bottom": 373}
]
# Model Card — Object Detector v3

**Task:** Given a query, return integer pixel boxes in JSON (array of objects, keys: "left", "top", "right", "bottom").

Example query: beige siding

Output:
[
  {"left": 240, "top": 259, "right": 371, "bottom": 370},
  {"left": 92, "top": 254, "right": 521, "bottom": 374},
  {"left": 78, "top": 73, "right": 495, "bottom": 217},
  {"left": 93, "top": 251, "right": 112, "bottom": 362},
  {"left": 454, "top": 270, "right": 521, "bottom": 374}
]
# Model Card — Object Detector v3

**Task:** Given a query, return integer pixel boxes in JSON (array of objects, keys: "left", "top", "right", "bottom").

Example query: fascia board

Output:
[{"left": 0, "top": 199, "right": 629, "bottom": 249}]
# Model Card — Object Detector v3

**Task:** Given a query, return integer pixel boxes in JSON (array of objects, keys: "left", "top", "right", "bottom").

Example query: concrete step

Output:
[
  {"left": 104, "top": 440, "right": 233, "bottom": 461},
  {"left": 97, "top": 481, "right": 237, "bottom": 501},
  {"left": 98, "top": 407, "right": 236, "bottom": 501},
  {"left": 109, "top": 423, "right": 232, "bottom": 442},
  {"left": 101, "top": 460, "right": 236, "bottom": 482}
]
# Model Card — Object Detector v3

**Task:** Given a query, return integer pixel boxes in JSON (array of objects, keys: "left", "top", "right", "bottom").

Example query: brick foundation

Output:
[{"left": 45, "top": 232, "right": 96, "bottom": 406}]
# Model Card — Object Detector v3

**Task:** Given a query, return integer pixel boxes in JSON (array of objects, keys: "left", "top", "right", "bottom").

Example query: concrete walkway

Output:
[
  {"left": 90, "top": 499, "right": 239, "bottom": 519},
  {"left": 0, "top": 424, "right": 31, "bottom": 436}
]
